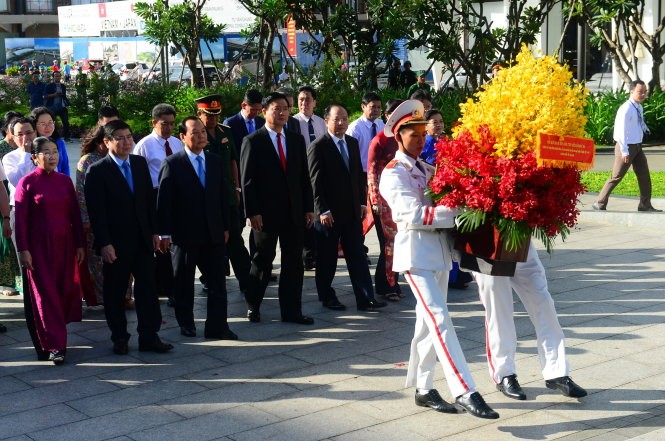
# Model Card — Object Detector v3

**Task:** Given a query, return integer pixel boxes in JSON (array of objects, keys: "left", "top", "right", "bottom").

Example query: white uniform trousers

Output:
[
  {"left": 404, "top": 269, "right": 475, "bottom": 398},
  {"left": 474, "top": 242, "right": 569, "bottom": 384}
]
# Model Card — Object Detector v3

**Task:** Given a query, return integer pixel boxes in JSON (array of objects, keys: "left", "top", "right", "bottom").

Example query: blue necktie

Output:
[
  {"left": 121, "top": 161, "right": 133, "bottom": 193},
  {"left": 338, "top": 139, "right": 349, "bottom": 170},
  {"left": 247, "top": 119, "right": 255, "bottom": 134},
  {"left": 196, "top": 155, "right": 206, "bottom": 187},
  {"left": 308, "top": 119, "right": 316, "bottom": 143}
]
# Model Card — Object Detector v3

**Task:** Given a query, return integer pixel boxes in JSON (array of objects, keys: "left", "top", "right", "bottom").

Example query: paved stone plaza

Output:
[{"left": 0, "top": 145, "right": 664, "bottom": 440}]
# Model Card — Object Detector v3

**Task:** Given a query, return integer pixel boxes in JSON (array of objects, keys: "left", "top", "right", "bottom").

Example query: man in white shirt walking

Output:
[
  {"left": 293, "top": 86, "right": 326, "bottom": 148},
  {"left": 593, "top": 80, "right": 661, "bottom": 212},
  {"left": 133, "top": 103, "right": 184, "bottom": 305},
  {"left": 346, "top": 91, "right": 385, "bottom": 176}
]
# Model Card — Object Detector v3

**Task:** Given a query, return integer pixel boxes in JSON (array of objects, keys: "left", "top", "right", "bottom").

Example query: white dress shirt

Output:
[
  {"left": 133, "top": 130, "right": 184, "bottom": 188},
  {"left": 346, "top": 116, "right": 385, "bottom": 171},
  {"left": 2, "top": 148, "right": 36, "bottom": 206},
  {"left": 293, "top": 113, "right": 326, "bottom": 148},
  {"left": 614, "top": 99, "right": 649, "bottom": 157},
  {"left": 265, "top": 126, "right": 287, "bottom": 161}
]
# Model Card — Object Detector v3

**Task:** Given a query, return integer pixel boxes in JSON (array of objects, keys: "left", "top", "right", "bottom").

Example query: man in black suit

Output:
[
  {"left": 157, "top": 117, "right": 237, "bottom": 340},
  {"left": 84, "top": 120, "right": 173, "bottom": 355},
  {"left": 308, "top": 104, "right": 387, "bottom": 311},
  {"left": 222, "top": 89, "right": 265, "bottom": 158},
  {"left": 240, "top": 92, "right": 315, "bottom": 324}
]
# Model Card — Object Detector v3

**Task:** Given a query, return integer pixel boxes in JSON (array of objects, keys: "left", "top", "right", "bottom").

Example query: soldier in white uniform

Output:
[
  {"left": 379, "top": 100, "right": 499, "bottom": 419},
  {"left": 468, "top": 243, "right": 588, "bottom": 400}
]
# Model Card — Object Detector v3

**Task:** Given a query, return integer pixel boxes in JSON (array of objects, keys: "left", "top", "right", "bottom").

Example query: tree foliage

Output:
[
  {"left": 574, "top": 0, "right": 665, "bottom": 92},
  {"left": 134, "top": 0, "right": 225, "bottom": 87},
  {"left": 403, "top": 0, "right": 559, "bottom": 90}
]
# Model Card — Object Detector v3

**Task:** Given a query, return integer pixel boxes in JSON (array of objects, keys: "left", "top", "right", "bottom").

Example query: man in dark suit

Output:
[
  {"left": 157, "top": 117, "right": 237, "bottom": 340},
  {"left": 84, "top": 120, "right": 173, "bottom": 355},
  {"left": 308, "top": 104, "right": 387, "bottom": 311},
  {"left": 222, "top": 89, "right": 265, "bottom": 158},
  {"left": 240, "top": 92, "right": 315, "bottom": 324}
]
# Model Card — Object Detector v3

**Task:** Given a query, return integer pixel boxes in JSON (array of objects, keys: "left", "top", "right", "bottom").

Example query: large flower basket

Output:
[{"left": 454, "top": 221, "right": 529, "bottom": 263}]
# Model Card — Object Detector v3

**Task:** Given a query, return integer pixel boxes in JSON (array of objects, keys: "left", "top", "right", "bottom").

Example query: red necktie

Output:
[
  {"left": 277, "top": 133, "right": 287, "bottom": 171},
  {"left": 164, "top": 140, "right": 173, "bottom": 156}
]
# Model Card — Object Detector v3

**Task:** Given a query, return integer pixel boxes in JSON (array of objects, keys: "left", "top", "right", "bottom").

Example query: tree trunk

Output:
[{"left": 262, "top": 24, "right": 276, "bottom": 90}]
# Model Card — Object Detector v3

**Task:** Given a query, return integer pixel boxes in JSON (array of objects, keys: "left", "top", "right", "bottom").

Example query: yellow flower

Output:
[{"left": 453, "top": 45, "right": 589, "bottom": 159}]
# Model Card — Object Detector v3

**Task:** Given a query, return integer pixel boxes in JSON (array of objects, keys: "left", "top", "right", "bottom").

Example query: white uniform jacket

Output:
[{"left": 379, "top": 150, "right": 459, "bottom": 273}]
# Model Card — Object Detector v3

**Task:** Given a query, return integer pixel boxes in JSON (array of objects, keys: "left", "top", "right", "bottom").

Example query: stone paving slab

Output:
[{"left": 1, "top": 190, "right": 665, "bottom": 440}]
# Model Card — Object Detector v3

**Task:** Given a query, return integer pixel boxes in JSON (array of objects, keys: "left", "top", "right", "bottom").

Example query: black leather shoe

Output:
[
  {"left": 204, "top": 329, "right": 238, "bottom": 340},
  {"left": 357, "top": 299, "right": 388, "bottom": 311},
  {"left": 247, "top": 310, "right": 261, "bottom": 323},
  {"left": 545, "top": 376, "right": 587, "bottom": 398},
  {"left": 180, "top": 326, "right": 197, "bottom": 337},
  {"left": 455, "top": 392, "right": 499, "bottom": 419},
  {"left": 322, "top": 298, "right": 347, "bottom": 311},
  {"left": 113, "top": 340, "right": 129, "bottom": 355},
  {"left": 282, "top": 315, "right": 314, "bottom": 325},
  {"left": 415, "top": 389, "right": 459, "bottom": 413},
  {"left": 497, "top": 375, "right": 526, "bottom": 400},
  {"left": 592, "top": 202, "right": 605, "bottom": 211},
  {"left": 638, "top": 206, "right": 663, "bottom": 212},
  {"left": 138, "top": 338, "right": 174, "bottom": 353}
]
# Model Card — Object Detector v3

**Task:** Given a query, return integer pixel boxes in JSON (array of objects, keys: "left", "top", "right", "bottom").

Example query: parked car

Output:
[
  {"left": 79, "top": 59, "right": 105, "bottom": 74},
  {"left": 167, "top": 65, "right": 219, "bottom": 86}
]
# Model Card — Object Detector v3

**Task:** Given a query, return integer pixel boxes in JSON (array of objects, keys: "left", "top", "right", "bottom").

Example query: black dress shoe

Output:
[
  {"left": 204, "top": 329, "right": 238, "bottom": 340},
  {"left": 282, "top": 315, "right": 314, "bottom": 325},
  {"left": 247, "top": 310, "right": 261, "bottom": 323},
  {"left": 322, "top": 298, "right": 347, "bottom": 311},
  {"left": 545, "top": 376, "right": 587, "bottom": 398},
  {"left": 113, "top": 340, "right": 129, "bottom": 355},
  {"left": 357, "top": 299, "right": 388, "bottom": 311},
  {"left": 497, "top": 374, "right": 526, "bottom": 400},
  {"left": 304, "top": 261, "right": 316, "bottom": 270},
  {"left": 455, "top": 392, "right": 499, "bottom": 419},
  {"left": 415, "top": 389, "right": 459, "bottom": 413},
  {"left": 638, "top": 206, "right": 663, "bottom": 212},
  {"left": 180, "top": 326, "right": 197, "bottom": 337},
  {"left": 139, "top": 338, "right": 174, "bottom": 353}
]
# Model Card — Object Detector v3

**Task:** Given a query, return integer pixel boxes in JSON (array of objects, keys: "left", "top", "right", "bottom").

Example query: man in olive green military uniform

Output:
[{"left": 196, "top": 95, "right": 251, "bottom": 294}]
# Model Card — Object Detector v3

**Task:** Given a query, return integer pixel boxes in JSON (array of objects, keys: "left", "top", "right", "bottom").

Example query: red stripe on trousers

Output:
[{"left": 406, "top": 271, "right": 470, "bottom": 392}]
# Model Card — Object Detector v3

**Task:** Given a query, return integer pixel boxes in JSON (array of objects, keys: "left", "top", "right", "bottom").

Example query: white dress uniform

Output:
[
  {"left": 473, "top": 241, "right": 570, "bottom": 384},
  {"left": 380, "top": 149, "right": 476, "bottom": 399}
]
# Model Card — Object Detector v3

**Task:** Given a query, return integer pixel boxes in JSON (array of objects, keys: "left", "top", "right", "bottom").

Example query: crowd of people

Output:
[{"left": 0, "top": 81, "right": 589, "bottom": 419}]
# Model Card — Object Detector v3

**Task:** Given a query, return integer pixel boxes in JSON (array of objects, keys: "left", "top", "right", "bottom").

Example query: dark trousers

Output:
[
  {"left": 597, "top": 143, "right": 653, "bottom": 209},
  {"left": 245, "top": 224, "right": 304, "bottom": 320},
  {"left": 22, "top": 268, "right": 49, "bottom": 360},
  {"left": 302, "top": 226, "right": 317, "bottom": 266},
  {"left": 227, "top": 204, "right": 251, "bottom": 292},
  {"left": 314, "top": 219, "right": 375, "bottom": 306},
  {"left": 103, "top": 246, "right": 162, "bottom": 344},
  {"left": 153, "top": 189, "right": 174, "bottom": 298},
  {"left": 372, "top": 211, "right": 399, "bottom": 294},
  {"left": 172, "top": 242, "right": 229, "bottom": 333},
  {"left": 53, "top": 107, "right": 71, "bottom": 139}
]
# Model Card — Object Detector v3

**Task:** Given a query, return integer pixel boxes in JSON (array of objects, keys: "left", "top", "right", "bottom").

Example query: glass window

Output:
[{"left": 25, "top": 0, "right": 54, "bottom": 12}]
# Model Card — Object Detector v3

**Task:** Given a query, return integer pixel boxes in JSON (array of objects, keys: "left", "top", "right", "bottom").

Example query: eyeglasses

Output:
[
  {"left": 15, "top": 130, "right": 35, "bottom": 138},
  {"left": 38, "top": 151, "right": 59, "bottom": 158},
  {"left": 113, "top": 135, "right": 134, "bottom": 142},
  {"left": 37, "top": 121, "right": 55, "bottom": 127}
]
